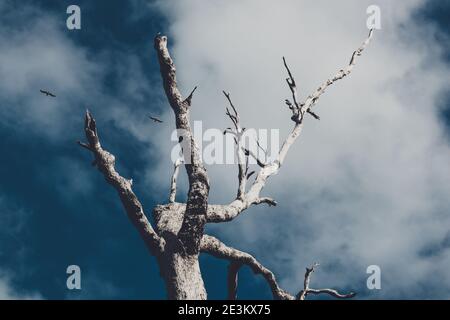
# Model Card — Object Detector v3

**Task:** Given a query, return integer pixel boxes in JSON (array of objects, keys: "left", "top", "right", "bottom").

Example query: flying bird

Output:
[
  {"left": 40, "top": 90, "right": 56, "bottom": 97},
  {"left": 148, "top": 115, "right": 163, "bottom": 123}
]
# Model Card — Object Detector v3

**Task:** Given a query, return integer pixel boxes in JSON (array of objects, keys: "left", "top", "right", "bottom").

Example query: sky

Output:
[{"left": 0, "top": 0, "right": 449, "bottom": 300}]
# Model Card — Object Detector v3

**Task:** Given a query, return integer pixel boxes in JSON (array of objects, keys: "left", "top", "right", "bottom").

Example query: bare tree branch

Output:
[
  {"left": 243, "top": 147, "right": 267, "bottom": 168},
  {"left": 154, "top": 202, "right": 272, "bottom": 224},
  {"left": 184, "top": 85, "right": 198, "bottom": 106},
  {"left": 78, "top": 111, "right": 165, "bottom": 256},
  {"left": 297, "top": 262, "right": 319, "bottom": 300},
  {"left": 169, "top": 158, "right": 184, "bottom": 203},
  {"left": 301, "top": 29, "right": 374, "bottom": 115},
  {"left": 201, "top": 235, "right": 355, "bottom": 300},
  {"left": 222, "top": 91, "right": 270, "bottom": 208},
  {"left": 297, "top": 263, "right": 355, "bottom": 300},
  {"left": 305, "top": 288, "right": 356, "bottom": 299},
  {"left": 154, "top": 35, "right": 210, "bottom": 255},
  {"left": 209, "top": 30, "right": 374, "bottom": 223},
  {"left": 77, "top": 140, "right": 93, "bottom": 151},
  {"left": 282, "top": 56, "right": 302, "bottom": 120},
  {"left": 200, "top": 234, "right": 294, "bottom": 300},
  {"left": 223, "top": 91, "right": 248, "bottom": 200}
]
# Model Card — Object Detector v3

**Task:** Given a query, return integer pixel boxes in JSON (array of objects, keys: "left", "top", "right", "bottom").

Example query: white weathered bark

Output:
[
  {"left": 169, "top": 158, "right": 184, "bottom": 203},
  {"left": 78, "top": 30, "right": 374, "bottom": 300},
  {"left": 77, "top": 112, "right": 165, "bottom": 257}
]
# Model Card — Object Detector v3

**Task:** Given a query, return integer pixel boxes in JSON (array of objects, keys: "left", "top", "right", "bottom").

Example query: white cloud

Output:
[
  {"left": 0, "top": 275, "right": 41, "bottom": 300},
  {"left": 151, "top": 0, "right": 450, "bottom": 298},
  {"left": 0, "top": 2, "right": 105, "bottom": 139},
  {"left": 0, "top": 197, "right": 42, "bottom": 300}
]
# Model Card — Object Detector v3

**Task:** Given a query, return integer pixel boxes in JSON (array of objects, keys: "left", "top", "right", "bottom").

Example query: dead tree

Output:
[{"left": 78, "top": 29, "right": 374, "bottom": 300}]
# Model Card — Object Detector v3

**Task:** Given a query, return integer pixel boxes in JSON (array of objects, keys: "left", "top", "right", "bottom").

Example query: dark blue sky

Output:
[
  {"left": 0, "top": 0, "right": 449, "bottom": 300},
  {"left": 416, "top": 2, "right": 450, "bottom": 134}
]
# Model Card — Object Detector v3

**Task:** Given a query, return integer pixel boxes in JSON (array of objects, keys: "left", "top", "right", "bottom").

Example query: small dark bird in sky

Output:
[
  {"left": 148, "top": 115, "right": 163, "bottom": 123},
  {"left": 40, "top": 89, "right": 56, "bottom": 97}
]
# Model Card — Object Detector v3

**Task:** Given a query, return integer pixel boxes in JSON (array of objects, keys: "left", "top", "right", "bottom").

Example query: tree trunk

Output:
[{"left": 159, "top": 252, "right": 207, "bottom": 300}]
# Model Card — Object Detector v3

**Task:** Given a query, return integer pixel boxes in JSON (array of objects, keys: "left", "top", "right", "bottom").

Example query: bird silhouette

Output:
[
  {"left": 148, "top": 115, "right": 163, "bottom": 123},
  {"left": 40, "top": 90, "right": 56, "bottom": 97}
]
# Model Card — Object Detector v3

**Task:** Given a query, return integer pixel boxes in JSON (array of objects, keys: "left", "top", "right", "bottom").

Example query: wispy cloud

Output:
[
  {"left": 0, "top": 2, "right": 104, "bottom": 139},
  {"left": 0, "top": 196, "right": 42, "bottom": 300},
  {"left": 0, "top": 275, "right": 42, "bottom": 300}
]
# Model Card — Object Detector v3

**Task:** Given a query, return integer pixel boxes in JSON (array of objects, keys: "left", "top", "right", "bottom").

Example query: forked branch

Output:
[
  {"left": 223, "top": 91, "right": 270, "bottom": 203},
  {"left": 297, "top": 263, "right": 356, "bottom": 300},
  {"left": 223, "top": 91, "right": 247, "bottom": 200},
  {"left": 200, "top": 235, "right": 355, "bottom": 300},
  {"left": 301, "top": 29, "right": 374, "bottom": 116},
  {"left": 154, "top": 35, "right": 210, "bottom": 255},
  {"left": 78, "top": 111, "right": 165, "bottom": 256},
  {"left": 209, "top": 29, "right": 375, "bottom": 224},
  {"left": 200, "top": 235, "right": 293, "bottom": 300}
]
